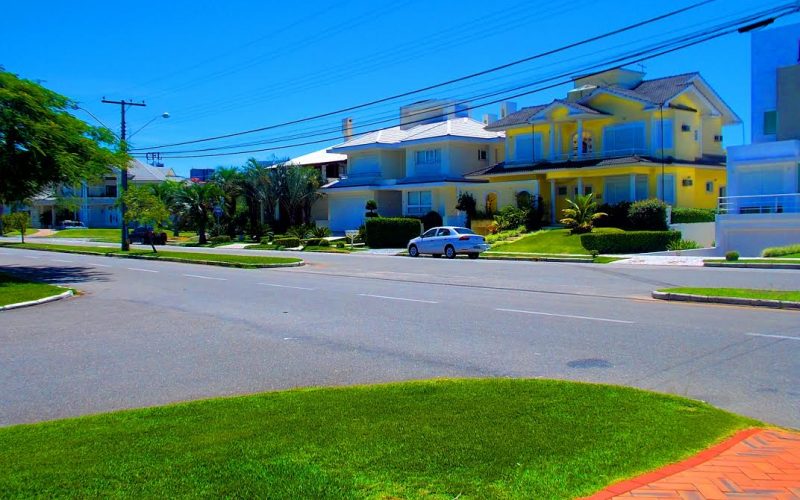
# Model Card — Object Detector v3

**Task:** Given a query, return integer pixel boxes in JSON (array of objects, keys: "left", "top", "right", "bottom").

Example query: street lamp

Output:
[{"left": 128, "top": 112, "right": 170, "bottom": 139}]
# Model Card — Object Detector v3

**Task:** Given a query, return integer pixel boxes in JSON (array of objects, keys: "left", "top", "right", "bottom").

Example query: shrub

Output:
[
  {"left": 365, "top": 199, "right": 378, "bottom": 217},
  {"left": 725, "top": 251, "right": 740, "bottom": 261},
  {"left": 559, "top": 193, "right": 605, "bottom": 234},
  {"left": 525, "top": 195, "right": 546, "bottom": 231},
  {"left": 580, "top": 231, "right": 681, "bottom": 254},
  {"left": 455, "top": 192, "right": 477, "bottom": 228},
  {"left": 274, "top": 237, "right": 301, "bottom": 247},
  {"left": 628, "top": 199, "right": 668, "bottom": 231},
  {"left": 336, "top": 241, "right": 345, "bottom": 248},
  {"left": 286, "top": 226, "right": 311, "bottom": 240},
  {"left": 761, "top": 243, "right": 800, "bottom": 257},
  {"left": 419, "top": 210, "right": 443, "bottom": 230},
  {"left": 365, "top": 217, "right": 421, "bottom": 248},
  {"left": 259, "top": 237, "right": 273, "bottom": 245},
  {"left": 671, "top": 208, "right": 716, "bottom": 224},
  {"left": 493, "top": 206, "right": 527, "bottom": 231},
  {"left": 318, "top": 239, "right": 331, "bottom": 247},
  {"left": 311, "top": 226, "right": 332, "bottom": 238},
  {"left": 485, "top": 226, "right": 525, "bottom": 244},
  {"left": 667, "top": 239, "right": 701, "bottom": 251},
  {"left": 209, "top": 235, "right": 232, "bottom": 245},
  {"left": 595, "top": 202, "right": 631, "bottom": 229}
]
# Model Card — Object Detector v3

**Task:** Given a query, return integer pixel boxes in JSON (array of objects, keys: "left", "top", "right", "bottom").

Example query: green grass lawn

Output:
[
  {"left": 0, "top": 272, "right": 68, "bottom": 307},
  {"left": 661, "top": 287, "right": 800, "bottom": 302},
  {"left": 489, "top": 228, "right": 623, "bottom": 255},
  {"left": 0, "top": 379, "right": 757, "bottom": 499},
  {"left": 51, "top": 228, "right": 121, "bottom": 242},
  {"left": 1, "top": 228, "right": 38, "bottom": 237},
  {"left": 0, "top": 243, "right": 301, "bottom": 267}
]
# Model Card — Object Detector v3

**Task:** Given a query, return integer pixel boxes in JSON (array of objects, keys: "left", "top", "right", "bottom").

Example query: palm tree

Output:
[
  {"left": 149, "top": 181, "right": 182, "bottom": 236},
  {"left": 242, "top": 158, "right": 277, "bottom": 232},
  {"left": 559, "top": 193, "right": 606, "bottom": 234},
  {"left": 211, "top": 166, "right": 244, "bottom": 237},
  {"left": 175, "top": 182, "right": 223, "bottom": 244},
  {"left": 282, "top": 165, "right": 322, "bottom": 226}
]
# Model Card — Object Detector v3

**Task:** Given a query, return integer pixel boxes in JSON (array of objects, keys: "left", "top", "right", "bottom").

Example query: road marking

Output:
[
  {"left": 127, "top": 267, "right": 158, "bottom": 273},
  {"left": 495, "top": 308, "right": 635, "bottom": 324},
  {"left": 746, "top": 333, "right": 800, "bottom": 342},
  {"left": 89, "top": 262, "right": 112, "bottom": 268},
  {"left": 258, "top": 283, "right": 315, "bottom": 291},
  {"left": 52, "top": 259, "right": 74, "bottom": 263},
  {"left": 23, "top": 255, "right": 41, "bottom": 259},
  {"left": 183, "top": 273, "right": 227, "bottom": 281},
  {"left": 358, "top": 293, "right": 438, "bottom": 304}
]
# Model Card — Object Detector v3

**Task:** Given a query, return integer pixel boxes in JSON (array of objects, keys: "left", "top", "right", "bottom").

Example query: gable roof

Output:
[
  {"left": 284, "top": 147, "right": 346, "bottom": 166},
  {"left": 330, "top": 117, "right": 503, "bottom": 152},
  {"left": 127, "top": 160, "right": 170, "bottom": 183}
]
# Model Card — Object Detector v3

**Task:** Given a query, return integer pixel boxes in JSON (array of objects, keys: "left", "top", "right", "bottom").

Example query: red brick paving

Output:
[{"left": 582, "top": 429, "right": 800, "bottom": 499}]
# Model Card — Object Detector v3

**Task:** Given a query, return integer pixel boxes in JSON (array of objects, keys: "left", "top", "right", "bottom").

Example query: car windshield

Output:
[{"left": 454, "top": 227, "right": 475, "bottom": 235}]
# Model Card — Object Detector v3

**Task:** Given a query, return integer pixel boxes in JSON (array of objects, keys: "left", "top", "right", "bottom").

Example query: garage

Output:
[{"left": 328, "top": 195, "right": 368, "bottom": 233}]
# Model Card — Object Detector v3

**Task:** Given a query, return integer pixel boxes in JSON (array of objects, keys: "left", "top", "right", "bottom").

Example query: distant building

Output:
[
  {"left": 189, "top": 168, "right": 215, "bottom": 182},
  {"left": 717, "top": 23, "right": 800, "bottom": 255}
]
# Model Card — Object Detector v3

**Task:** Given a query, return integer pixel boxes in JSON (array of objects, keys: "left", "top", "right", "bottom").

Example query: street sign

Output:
[{"left": 213, "top": 206, "right": 223, "bottom": 217}]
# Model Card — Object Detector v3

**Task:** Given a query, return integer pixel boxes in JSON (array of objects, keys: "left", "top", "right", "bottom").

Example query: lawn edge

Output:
[
  {"left": 704, "top": 261, "right": 800, "bottom": 270},
  {"left": 580, "top": 428, "right": 762, "bottom": 500},
  {"left": 0, "top": 289, "right": 74, "bottom": 312},
  {"left": 0, "top": 244, "right": 304, "bottom": 268},
  {"left": 651, "top": 290, "right": 800, "bottom": 309}
]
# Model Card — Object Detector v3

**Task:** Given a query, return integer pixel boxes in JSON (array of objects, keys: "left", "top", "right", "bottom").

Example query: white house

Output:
[
  {"left": 716, "top": 23, "right": 800, "bottom": 256},
  {"left": 322, "top": 100, "right": 504, "bottom": 233}
]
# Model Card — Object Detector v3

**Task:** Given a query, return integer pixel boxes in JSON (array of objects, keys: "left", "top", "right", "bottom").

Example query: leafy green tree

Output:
[
  {"left": 0, "top": 70, "right": 125, "bottom": 205},
  {"left": 1, "top": 212, "right": 31, "bottom": 242},
  {"left": 211, "top": 166, "right": 244, "bottom": 237},
  {"left": 118, "top": 185, "right": 169, "bottom": 252},
  {"left": 365, "top": 199, "right": 378, "bottom": 217},
  {"left": 175, "top": 182, "right": 223, "bottom": 245},
  {"left": 560, "top": 193, "right": 606, "bottom": 234},
  {"left": 148, "top": 181, "right": 183, "bottom": 236}
]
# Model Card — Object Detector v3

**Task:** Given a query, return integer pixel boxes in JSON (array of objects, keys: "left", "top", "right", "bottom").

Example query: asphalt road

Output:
[{"left": 1, "top": 244, "right": 798, "bottom": 428}]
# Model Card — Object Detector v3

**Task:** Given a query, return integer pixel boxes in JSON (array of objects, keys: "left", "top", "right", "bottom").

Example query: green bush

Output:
[
  {"left": 273, "top": 237, "right": 301, "bottom": 247},
  {"left": 628, "top": 199, "right": 668, "bottom": 231},
  {"left": 365, "top": 217, "right": 421, "bottom": 248},
  {"left": 493, "top": 206, "right": 527, "bottom": 231},
  {"left": 419, "top": 211, "right": 443, "bottom": 230},
  {"left": 209, "top": 235, "right": 232, "bottom": 245},
  {"left": 318, "top": 239, "right": 331, "bottom": 247},
  {"left": 761, "top": 243, "right": 800, "bottom": 257},
  {"left": 667, "top": 239, "right": 701, "bottom": 251},
  {"left": 336, "top": 241, "right": 345, "bottom": 248},
  {"left": 580, "top": 231, "right": 681, "bottom": 254},
  {"left": 595, "top": 202, "right": 631, "bottom": 229},
  {"left": 260, "top": 237, "right": 273, "bottom": 245},
  {"left": 725, "top": 251, "right": 739, "bottom": 261},
  {"left": 671, "top": 208, "right": 716, "bottom": 224},
  {"left": 485, "top": 226, "right": 525, "bottom": 244}
]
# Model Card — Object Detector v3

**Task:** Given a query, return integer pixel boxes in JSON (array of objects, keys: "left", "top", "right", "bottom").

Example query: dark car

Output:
[{"left": 128, "top": 227, "right": 167, "bottom": 245}]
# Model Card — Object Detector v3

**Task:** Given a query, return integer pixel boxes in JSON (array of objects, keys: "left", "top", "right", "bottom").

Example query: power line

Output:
[
  {"left": 131, "top": 0, "right": 718, "bottom": 152},
  {"left": 133, "top": 2, "right": 799, "bottom": 159}
]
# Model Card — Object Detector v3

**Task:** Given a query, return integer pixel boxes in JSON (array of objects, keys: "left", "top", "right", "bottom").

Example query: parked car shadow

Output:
[{"left": 0, "top": 265, "right": 111, "bottom": 285}]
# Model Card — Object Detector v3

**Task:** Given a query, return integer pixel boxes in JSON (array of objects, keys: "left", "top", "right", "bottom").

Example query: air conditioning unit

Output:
[
  {"left": 681, "top": 124, "right": 691, "bottom": 132},
  {"left": 682, "top": 178, "right": 693, "bottom": 187},
  {"left": 714, "top": 135, "right": 723, "bottom": 142}
]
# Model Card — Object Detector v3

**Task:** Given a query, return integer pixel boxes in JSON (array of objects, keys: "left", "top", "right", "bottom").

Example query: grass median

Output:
[
  {"left": 660, "top": 287, "right": 800, "bottom": 302},
  {"left": 0, "top": 272, "right": 69, "bottom": 307},
  {"left": 0, "top": 378, "right": 758, "bottom": 499},
  {"left": 0, "top": 243, "right": 302, "bottom": 268}
]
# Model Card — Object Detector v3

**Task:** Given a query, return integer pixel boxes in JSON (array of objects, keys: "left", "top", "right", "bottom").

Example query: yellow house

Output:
[{"left": 466, "top": 68, "right": 741, "bottom": 223}]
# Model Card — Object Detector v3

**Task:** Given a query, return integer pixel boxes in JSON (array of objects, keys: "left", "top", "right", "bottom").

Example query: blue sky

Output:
[{"left": 3, "top": 0, "right": 798, "bottom": 176}]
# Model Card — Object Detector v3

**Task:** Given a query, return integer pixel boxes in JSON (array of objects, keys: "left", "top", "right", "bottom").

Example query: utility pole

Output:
[{"left": 102, "top": 98, "right": 146, "bottom": 251}]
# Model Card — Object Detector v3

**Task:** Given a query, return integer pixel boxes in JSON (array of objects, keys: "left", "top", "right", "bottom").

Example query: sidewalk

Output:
[{"left": 585, "top": 428, "right": 800, "bottom": 499}]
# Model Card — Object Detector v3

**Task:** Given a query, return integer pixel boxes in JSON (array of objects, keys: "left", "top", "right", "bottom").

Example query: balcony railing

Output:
[
  {"left": 506, "top": 147, "right": 651, "bottom": 165},
  {"left": 718, "top": 193, "right": 800, "bottom": 215}
]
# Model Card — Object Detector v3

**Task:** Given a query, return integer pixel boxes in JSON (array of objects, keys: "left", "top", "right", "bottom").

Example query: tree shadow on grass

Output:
[{"left": 0, "top": 265, "right": 111, "bottom": 285}]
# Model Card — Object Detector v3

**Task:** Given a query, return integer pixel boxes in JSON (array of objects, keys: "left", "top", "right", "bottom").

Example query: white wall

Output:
[
  {"left": 751, "top": 23, "right": 800, "bottom": 143},
  {"left": 670, "top": 222, "right": 715, "bottom": 247},
  {"left": 716, "top": 213, "right": 800, "bottom": 256},
  {"left": 726, "top": 140, "right": 800, "bottom": 196}
]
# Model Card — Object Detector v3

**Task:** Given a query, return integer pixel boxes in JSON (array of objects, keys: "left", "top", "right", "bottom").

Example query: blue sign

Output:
[{"left": 213, "top": 206, "right": 223, "bottom": 217}]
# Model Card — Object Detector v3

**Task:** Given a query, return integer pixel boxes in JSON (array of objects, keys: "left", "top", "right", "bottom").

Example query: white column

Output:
[
  {"left": 629, "top": 174, "right": 637, "bottom": 202},
  {"left": 549, "top": 179, "right": 557, "bottom": 224},
  {"left": 576, "top": 119, "right": 584, "bottom": 159},
  {"left": 577, "top": 177, "right": 584, "bottom": 197},
  {"left": 549, "top": 125, "right": 555, "bottom": 161}
]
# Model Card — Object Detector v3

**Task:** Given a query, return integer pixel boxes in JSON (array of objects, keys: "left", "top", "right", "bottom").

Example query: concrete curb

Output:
[
  {"left": 0, "top": 289, "right": 74, "bottom": 312},
  {"left": 704, "top": 262, "right": 800, "bottom": 270},
  {"left": 482, "top": 255, "right": 595, "bottom": 263},
  {"left": 0, "top": 245, "right": 304, "bottom": 268},
  {"left": 651, "top": 290, "right": 800, "bottom": 310}
]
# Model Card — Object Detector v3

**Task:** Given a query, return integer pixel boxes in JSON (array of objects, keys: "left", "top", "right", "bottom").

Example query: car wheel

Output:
[
  {"left": 445, "top": 245, "right": 456, "bottom": 259},
  {"left": 408, "top": 245, "right": 419, "bottom": 257},
  {"left": 468, "top": 253, "right": 479, "bottom": 259}
]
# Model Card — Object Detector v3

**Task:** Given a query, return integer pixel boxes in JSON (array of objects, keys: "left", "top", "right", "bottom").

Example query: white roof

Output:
[
  {"left": 127, "top": 159, "right": 172, "bottom": 183},
  {"left": 284, "top": 147, "right": 346, "bottom": 166},
  {"left": 330, "top": 117, "right": 503, "bottom": 151}
]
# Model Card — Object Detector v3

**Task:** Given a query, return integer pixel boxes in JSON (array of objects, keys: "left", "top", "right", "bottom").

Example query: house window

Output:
[
  {"left": 485, "top": 192, "right": 498, "bottom": 214},
  {"left": 584, "top": 185, "right": 593, "bottom": 195},
  {"left": 706, "top": 181, "right": 714, "bottom": 193},
  {"left": 407, "top": 190, "right": 432, "bottom": 215},
  {"left": 652, "top": 118, "right": 674, "bottom": 152},
  {"left": 478, "top": 149, "right": 488, "bottom": 161},
  {"left": 764, "top": 110, "right": 777, "bottom": 135},
  {"left": 571, "top": 132, "right": 594, "bottom": 155},
  {"left": 513, "top": 133, "right": 543, "bottom": 162},
  {"left": 557, "top": 186, "right": 568, "bottom": 196},
  {"left": 603, "top": 122, "right": 646, "bottom": 155},
  {"left": 414, "top": 149, "right": 441, "bottom": 166}
]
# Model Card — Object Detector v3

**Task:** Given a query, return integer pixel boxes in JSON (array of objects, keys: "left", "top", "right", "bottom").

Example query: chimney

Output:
[
  {"left": 342, "top": 117, "right": 353, "bottom": 141},
  {"left": 500, "top": 101, "right": 517, "bottom": 119},
  {"left": 482, "top": 113, "right": 498, "bottom": 126}
]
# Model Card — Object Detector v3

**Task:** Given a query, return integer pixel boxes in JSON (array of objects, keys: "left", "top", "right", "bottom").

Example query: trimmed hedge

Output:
[
  {"left": 365, "top": 217, "right": 422, "bottom": 248},
  {"left": 209, "top": 235, "right": 232, "bottom": 245},
  {"left": 628, "top": 199, "right": 668, "bottom": 231},
  {"left": 671, "top": 208, "right": 716, "bottom": 224},
  {"left": 273, "top": 237, "right": 301, "bottom": 247},
  {"left": 581, "top": 231, "right": 681, "bottom": 254}
]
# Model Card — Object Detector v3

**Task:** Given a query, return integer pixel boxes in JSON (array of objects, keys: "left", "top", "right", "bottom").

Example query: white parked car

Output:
[{"left": 407, "top": 226, "right": 490, "bottom": 259}]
